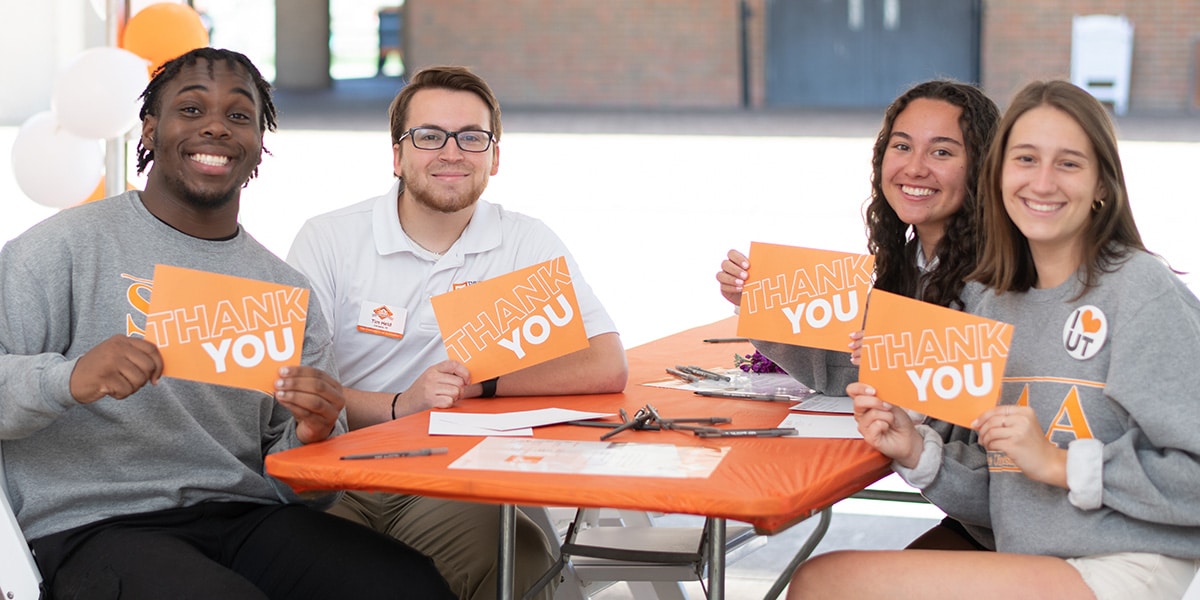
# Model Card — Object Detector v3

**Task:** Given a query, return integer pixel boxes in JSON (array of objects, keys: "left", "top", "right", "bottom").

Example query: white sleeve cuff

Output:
[
  {"left": 1066, "top": 438, "right": 1104, "bottom": 510},
  {"left": 891, "top": 424, "right": 944, "bottom": 489}
]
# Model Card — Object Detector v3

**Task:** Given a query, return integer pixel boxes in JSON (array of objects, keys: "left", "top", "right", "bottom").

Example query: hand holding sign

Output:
[
  {"left": 144, "top": 265, "right": 309, "bottom": 395},
  {"left": 858, "top": 290, "right": 1012, "bottom": 428},
  {"left": 736, "top": 242, "right": 875, "bottom": 352},
  {"left": 431, "top": 256, "right": 588, "bottom": 383},
  {"left": 70, "top": 334, "right": 164, "bottom": 402}
]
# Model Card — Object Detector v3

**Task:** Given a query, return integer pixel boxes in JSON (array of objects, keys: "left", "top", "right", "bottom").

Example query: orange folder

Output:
[
  {"left": 859, "top": 290, "right": 1012, "bottom": 428},
  {"left": 737, "top": 242, "right": 875, "bottom": 352},
  {"left": 430, "top": 256, "right": 589, "bottom": 384},
  {"left": 144, "top": 264, "right": 309, "bottom": 395}
]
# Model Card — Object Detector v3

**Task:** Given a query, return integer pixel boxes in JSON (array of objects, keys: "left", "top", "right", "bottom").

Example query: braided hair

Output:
[{"left": 135, "top": 48, "right": 277, "bottom": 181}]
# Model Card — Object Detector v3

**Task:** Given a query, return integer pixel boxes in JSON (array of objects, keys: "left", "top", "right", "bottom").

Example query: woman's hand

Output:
[
  {"left": 974, "top": 405, "right": 1067, "bottom": 488},
  {"left": 716, "top": 249, "right": 750, "bottom": 306},
  {"left": 847, "top": 382, "right": 924, "bottom": 469}
]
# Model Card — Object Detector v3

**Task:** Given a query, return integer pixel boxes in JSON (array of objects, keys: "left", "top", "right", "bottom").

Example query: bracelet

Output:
[
  {"left": 480, "top": 377, "right": 498, "bottom": 398},
  {"left": 391, "top": 391, "right": 402, "bottom": 420}
]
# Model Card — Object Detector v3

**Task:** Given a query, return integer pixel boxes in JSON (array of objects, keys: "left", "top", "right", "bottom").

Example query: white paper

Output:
[
  {"left": 428, "top": 408, "right": 613, "bottom": 436},
  {"left": 777, "top": 413, "right": 863, "bottom": 439},
  {"left": 790, "top": 395, "right": 854, "bottom": 414},
  {"left": 449, "top": 437, "right": 729, "bottom": 478},
  {"left": 428, "top": 416, "right": 532, "bottom": 437}
]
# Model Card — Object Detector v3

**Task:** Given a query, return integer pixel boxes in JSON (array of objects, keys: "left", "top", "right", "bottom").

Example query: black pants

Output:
[{"left": 30, "top": 501, "right": 456, "bottom": 600}]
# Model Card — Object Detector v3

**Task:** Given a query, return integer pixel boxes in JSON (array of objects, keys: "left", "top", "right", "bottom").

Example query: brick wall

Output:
[
  {"left": 982, "top": 0, "right": 1200, "bottom": 112},
  {"left": 405, "top": 0, "right": 744, "bottom": 108},
  {"left": 403, "top": 0, "right": 1200, "bottom": 113}
]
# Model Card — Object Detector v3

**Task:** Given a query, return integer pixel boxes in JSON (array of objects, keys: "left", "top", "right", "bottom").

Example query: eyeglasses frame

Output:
[{"left": 396, "top": 126, "right": 497, "bottom": 153}]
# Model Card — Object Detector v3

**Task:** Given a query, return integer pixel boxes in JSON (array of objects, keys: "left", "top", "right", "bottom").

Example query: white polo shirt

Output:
[{"left": 287, "top": 181, "right": 618, "bottom": 392}]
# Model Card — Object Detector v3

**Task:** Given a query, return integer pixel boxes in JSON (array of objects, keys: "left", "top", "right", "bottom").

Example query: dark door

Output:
[{"left": 766, "top": 0, "right": 981, "bottom": 108}]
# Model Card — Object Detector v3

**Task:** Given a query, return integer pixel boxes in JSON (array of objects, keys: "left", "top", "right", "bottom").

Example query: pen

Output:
[
  {"left": 601, "top": 408, "right": 654, "bottom": 441},
  {"left": 339, "top": 447, "right": 449, "bottom": 461},
  {"left": 693, "top": 390, "right": 796, "bottom": 402},
  {"left": 665, "top": 367, "right": 699, "bottom": 383},
  {"left": 680, "top": 365, "right": 731, "bottom": 382},
  {"left": 702, "top": 337, "right": 749, "bottom": 344},
  {"left": 694, "top": 428, "right": 796, "bottom": 438}
]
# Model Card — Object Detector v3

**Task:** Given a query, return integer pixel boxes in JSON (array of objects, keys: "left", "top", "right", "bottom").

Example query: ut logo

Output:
[{"left": 1062, "top": 305, "right": 1107, "bottom": 360}]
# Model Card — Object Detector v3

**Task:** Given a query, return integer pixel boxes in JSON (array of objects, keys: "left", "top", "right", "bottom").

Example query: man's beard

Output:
[
  {"left": 163, "top": 170, "right": 240, "bottom": 210},
  {"left": 402, "top": 177, "right": 482, "bottom": 214}
]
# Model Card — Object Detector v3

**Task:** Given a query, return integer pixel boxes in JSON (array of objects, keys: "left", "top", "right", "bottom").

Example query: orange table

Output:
[{"left": 266, "top": 318, "right": 891, "bottom": 598}]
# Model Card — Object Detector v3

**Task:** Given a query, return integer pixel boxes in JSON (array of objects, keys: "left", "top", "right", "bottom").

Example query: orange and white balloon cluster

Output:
[{"left": 10, "top": 1, "right": 209, "bottom": 208}]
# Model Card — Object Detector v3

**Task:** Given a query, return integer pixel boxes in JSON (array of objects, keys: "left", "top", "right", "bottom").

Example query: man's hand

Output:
[
  {"left": 716, "top": 249, "right": 750, "bottom": 306},
  {"left": 274, "top": 365, "right": 345, "bottom": 444},
  {"left": 396, "top": 360, "right": 471, "bottom": 415},
  {"left": 69, "top": 334, "right": 164, "bottom": 403}
]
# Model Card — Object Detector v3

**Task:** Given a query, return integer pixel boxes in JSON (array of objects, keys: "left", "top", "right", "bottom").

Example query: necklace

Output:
[
  {"left": 398, "top": 220, "right": 448, "bottom": 258},
  {"left": 411, "top": 239, "right": 445, "bottom": 259}
]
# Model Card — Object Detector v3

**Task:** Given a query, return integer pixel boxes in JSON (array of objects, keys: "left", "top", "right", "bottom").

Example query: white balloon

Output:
[
  {"left": 52, "top": 47, "right": 150, "bottom": 140},
  {"left": 11, "top": 112, "right": 105, "bottom": 209}
]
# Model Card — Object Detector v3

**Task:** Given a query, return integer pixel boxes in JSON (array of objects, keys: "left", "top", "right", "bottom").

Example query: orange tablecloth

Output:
[{"left": 266, "top": 318, "right": 891, "bottom": 534}]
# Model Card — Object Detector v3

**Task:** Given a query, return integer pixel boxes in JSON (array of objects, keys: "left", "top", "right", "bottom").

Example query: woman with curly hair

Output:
[
  {"left": 718, "top": 80, "right": 998, "bottom": 393},
  {"left": 716, "top": 79, "right": 1001, "bottom": 549},
  {"left": 718, "top": 79, "right": 998, "bottom": 386}
]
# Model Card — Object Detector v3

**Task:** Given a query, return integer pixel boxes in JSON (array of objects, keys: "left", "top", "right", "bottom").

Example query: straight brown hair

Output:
[{"left": 968, "top": 80, "right": 1145, "bottom": 293}]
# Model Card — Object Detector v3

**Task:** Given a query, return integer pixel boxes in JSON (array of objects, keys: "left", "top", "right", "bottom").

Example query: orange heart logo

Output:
[{"left": 1080, "top": 310, "right": 1101, "bottom": 334}]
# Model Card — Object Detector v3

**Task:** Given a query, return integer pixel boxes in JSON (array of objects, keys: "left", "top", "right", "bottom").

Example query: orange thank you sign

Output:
[
  {"left": 431, "top": 256, "right": 588, "bottom": 384},
  {"left": 143, "top": 265, "right": 309, "bottom": 395},
  {"left": 859, "top": 290, "right": 1012, "bottom": 428},
  {"left": 736, "top": 242, "right": 875, "bottom": 352}
]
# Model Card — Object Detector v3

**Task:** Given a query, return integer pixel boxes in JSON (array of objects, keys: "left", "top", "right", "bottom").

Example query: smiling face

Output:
[
  {"left": 393, "top": 88, "right": 499, "bottom": 214},
  {"left": 140, "top": 58, "right": 264, "bottom": 212},
  {"left": 1001, "top": 105, "right": 1103, "bottom": 272},
  {"left": 879, "top": 98, "right": 969, "bottom": 252}
]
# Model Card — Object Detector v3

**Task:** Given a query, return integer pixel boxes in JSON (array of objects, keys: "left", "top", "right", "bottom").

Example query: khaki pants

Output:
[{"left": 330, "top": 490, "right": 558, "bottom": 600}]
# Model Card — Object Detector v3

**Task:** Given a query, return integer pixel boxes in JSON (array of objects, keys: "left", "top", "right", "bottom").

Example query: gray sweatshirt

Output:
[
  {"left": 902, "top": 251, "right": 1200, "bottom": 559},
  {"left": 0, "top": 192, "right": 344, "bottom": 542}
]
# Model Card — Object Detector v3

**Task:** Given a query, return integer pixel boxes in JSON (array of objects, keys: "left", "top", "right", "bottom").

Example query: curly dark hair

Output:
[
  {"left": 865, "top": 80, "right": 1000, "bottom": 309},
  {"left": 135, "top": 47, "right": 277, "bottom": 181}
]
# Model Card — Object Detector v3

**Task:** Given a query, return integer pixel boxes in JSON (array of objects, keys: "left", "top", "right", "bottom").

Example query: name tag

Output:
[{"left": 356, "top": 301, "right": 407, "bottom": 339}]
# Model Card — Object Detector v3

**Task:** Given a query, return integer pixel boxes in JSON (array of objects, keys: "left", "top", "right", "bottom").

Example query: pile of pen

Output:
[
  {"left": 665, "top": 365, "right": 730, "bottom": 383},
  {"left": 568, "top": 404, "right": 797, "bottom": 440}
]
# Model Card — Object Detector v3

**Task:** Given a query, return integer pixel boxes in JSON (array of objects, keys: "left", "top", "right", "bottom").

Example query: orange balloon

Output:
[
  {"left": 120, "top": 3, "right": 210, "bottom": 74},
  {"left": 84, "top": 177, "right": 139, "bottom": 204}
]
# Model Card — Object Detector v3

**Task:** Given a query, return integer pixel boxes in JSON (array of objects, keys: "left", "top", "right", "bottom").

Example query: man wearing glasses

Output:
[{"left": 286, "top": 65, "right": 628, "bottom": 600}]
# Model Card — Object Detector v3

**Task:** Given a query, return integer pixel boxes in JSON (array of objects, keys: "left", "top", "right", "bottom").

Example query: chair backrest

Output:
[
  {"left": 1070, "top": 14, "right": 1134, "bottom": 115},
  {"left": 0, "top": 444, "right": 43, "bottom": 599}
]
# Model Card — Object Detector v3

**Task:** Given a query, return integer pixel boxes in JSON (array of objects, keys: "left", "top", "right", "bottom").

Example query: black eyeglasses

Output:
[{"left": 397, "top": 127, "right": 496, "bottom": 153}]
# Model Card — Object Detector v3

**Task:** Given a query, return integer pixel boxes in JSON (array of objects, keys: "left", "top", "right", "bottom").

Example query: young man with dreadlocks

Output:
[{"left": 0, "top": 48, "right": 454, "bottom": 599}]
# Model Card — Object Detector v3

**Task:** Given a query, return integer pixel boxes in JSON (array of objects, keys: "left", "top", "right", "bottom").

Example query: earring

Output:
[{"left": 1092, "top": 198, "right": 1105, "bottom": 212}]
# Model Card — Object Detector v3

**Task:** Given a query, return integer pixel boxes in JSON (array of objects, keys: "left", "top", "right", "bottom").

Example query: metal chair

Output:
[
  {"left": 1183, "top": 568, "right": 1200, "bottom": 600},
  {"left": 520, "top": 506, "right": 763, "bottom": 600},
  {"left": 523, "top": 506, "right": 831, "bottom": 600},
  {"left": 0, "top": 445, "right": 43, "bottom": 599}
]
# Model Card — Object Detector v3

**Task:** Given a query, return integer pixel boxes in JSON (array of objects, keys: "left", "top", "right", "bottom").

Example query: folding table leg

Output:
[
  {"left": 708, "top": 517, "right": 726, "bottom": 600},
  {"left": 498, "top": 504, "right": 516, "bottom": 600},
  {"left": 763, "top": 507, "right": 832, "bottom": 600}
]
